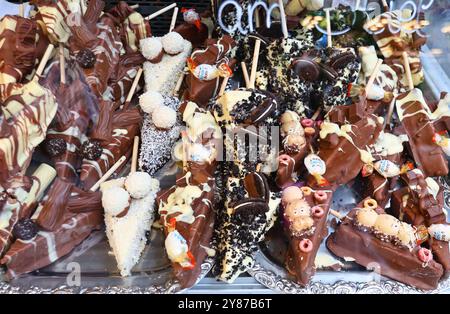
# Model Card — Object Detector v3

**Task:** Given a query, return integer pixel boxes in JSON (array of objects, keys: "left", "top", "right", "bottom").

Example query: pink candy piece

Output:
[
  {"left": 312, "top": 206, "right": 325, "bottom": 218},
  {"left": 299, "top": 239, "right": 313, "bottom": 253},
  {"left": 301, "top": 118, "right": 314, "bottom": 128},
  {"left": 278, "top": 154, "right": 291, "bottom": 165},
  {"left": 418, "top": 248, "right": 433, "bottom": 263},
  {"left": 314, "top": 190, "right": 328, "bottom": 203},
  {"left": 282, "top": 186, "right": 302, "bottom": 206}
]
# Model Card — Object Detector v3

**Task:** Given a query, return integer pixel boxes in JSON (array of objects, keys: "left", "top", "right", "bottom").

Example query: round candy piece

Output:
[
  {"left": 162, "top": 32, "right": 185, "bottom": 55},
  {"left": 299, "top": 238, "right": 313, "bottom": 253},
  {"left": 418, "top": 247, "right": 433, "bottom": 263},
  {"left": 292, "top": 57, "right": 320, "bottom": 82},
  {"left": 46, "top": 138, "right": 66, "bottom": 157},
  {"left": 76, "top": 49, "right": 96, "bottom": 68},
  {"left": 139, "top": 90, "right": 164, "bottom": 114},
  {"left": 282, "top": 186, "right": 303, "bottom": 206},
  {"left": 374, "top": 214, "right": 400, "bottom": 236},
  {"left": 80, "top": 140, "right": 103, "bottom": 160},
  {"left": 13, "top": 218, "right": 38, "bottom": 241},
  {"left": 284, "top": 199, "right": 311, "bottom": 219},
  {"left": 356, "top": 207, "right": 378, "bottom": 228},
  {"left": 140, "top": 37, "right": 163, "bottom": 61},
  {"left": 152, "top": 106, "right": 177, "bottom": 129},
  {"left": 125, "top": 171, "right": 154, "bottom": 199},
  {"left": 102, "top": 187, "right": 130, "bottom": 217}
]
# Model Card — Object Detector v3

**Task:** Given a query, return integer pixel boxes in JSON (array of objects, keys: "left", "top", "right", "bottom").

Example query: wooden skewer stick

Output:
[
  {"left": 364, "top": 58, "right": 383, "bottom": 96},
  {"left": 381, "top": 0, "right": 389, "bottom": 12},
  {"left": 254, "top": 7, "right": 261, "bottom": 28},
  {"left": 34, "top": 44, "right": 55, "bottom": 80},
  {"left": 145, "top": 3, "right": 177, "bottom": 21},
  {"left": 249, "top": 39, "right": 261, "bottom": 89},
  {"left": 241, "top": 62, "right": 250, "bottom": 88},
  {"left": 173, "top": 71, "right": 186, "bottom": 96},
  {"left": 218, "top": 76, "right": 230, "bottom": 96},
  {"left": 130, "top": 4, "right": 139, "bottom": 9},
  {"left": 278, "top": 0, "right": 288, "bottom": 39},
  {"left": 59, "top": 44, "right": 66, "bottom": 85},
  {"left": 402, "top": 51, "right": 414, "bottom": 90},
  {"left": 311, "top": 107, "right": 322, "bottom": 121},
  {"left": 325, "top": 9, "right": 332, "bottom": 48},
  {"left": 384, "top": 96, "right": 397, "bottom": 129},
  {"left": 131, "top": 136, "right": 139, "bottom": 173},
  {"left": 19, "top": 3, "right": 24, "bottom": 17},
  {"left": 169, "top": 7, "right": 179, "bottom": 32},
  {"left": 90, "top": 156, "right": 127, "bottom": 192},
  {"left": 123, "top": 67, "right": 143, "bottom": 110},
  {"left": 329, "top": 209, "right": 345, "bottom": 220},
  {"left": 181, "top": 131, "right": 188, "bottom": 169}
]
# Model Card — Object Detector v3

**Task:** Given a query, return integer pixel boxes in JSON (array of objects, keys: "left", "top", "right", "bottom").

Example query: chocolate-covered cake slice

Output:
[
  {"left": 310, "top": 115, "right": 383, "bottom": 188},
  {"left": 158, "top": 170, "right": 215, "bottom": 289},
  {"left": 282, "top": 186, "right": 332, "bottom": 286},
  {"left": 1, "top": 180, "right": 103, "bottom": 280},
  {"left": 138, "top": 95, "right": 182, "bottom": 176},
  {"left": 327, "top": 197, "right": 444, "bottom": 290},
  {"left": 79, "top": 107, "right": 142, "bottom": 190},
  {"left": 390, "top": 169, "right": 450, "bottom": 277}
]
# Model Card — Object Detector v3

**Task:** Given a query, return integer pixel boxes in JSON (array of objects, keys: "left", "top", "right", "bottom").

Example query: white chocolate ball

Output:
[
  {"left": 102, "top": 187, "right": 130, "bottom": 216},
  {"left": 125, "top": 171, "right": 154, "bottom": 199},
  {"left": 374, "top": 214, "right": 401, "bottom": 236},
  {"left": 152, "top": 105, "right": 177, "bottom": 129},
  {"left": 139, "top": 91, "right": 165, "bottom": 115},
  {"left": 161, "top": 32, "right": 185, "bottom": 55},
  {"left": 282, "top": 120, "right": 303, "bottom": 137},
  {"left": 356, "top": 207, "right": 378, "bottom": 228},
  {"left": 140, "top": 37, "right": 163, "bottom": 60}
]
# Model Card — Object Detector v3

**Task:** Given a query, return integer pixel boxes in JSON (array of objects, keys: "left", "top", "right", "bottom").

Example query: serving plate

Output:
[
  {"left": 0, "top": 160, "right": 214, "bottom": 294},
  {"left": 248, "top": 175, "right": 450, "bottom": 294}
]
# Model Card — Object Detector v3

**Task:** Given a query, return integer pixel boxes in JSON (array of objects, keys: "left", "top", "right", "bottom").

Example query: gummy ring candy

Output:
[
  {"left": 363, "top": 198, "right": 378, "bottom": 210},
  {"left": 314, "top": 190, "right": 328, "bottom": 203},
  {"left": 299, "top": 239, "right": 313, "bottom": 253},
  {"left": 312, "top": 206, "right": 325, "bottom": 218}
]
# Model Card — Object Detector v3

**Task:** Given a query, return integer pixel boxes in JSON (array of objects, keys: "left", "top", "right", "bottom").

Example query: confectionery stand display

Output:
[{"left": 0, "top": 0, "right": 449, "bottom": 293}]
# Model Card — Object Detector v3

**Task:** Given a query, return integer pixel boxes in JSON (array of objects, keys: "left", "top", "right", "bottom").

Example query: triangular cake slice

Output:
[
  {"left": 282, "top": 185, "right": 332, "bottom": 286},
  {"left": 101, "top": 173, "right": 160, "bottom": 276},
  {"left": 327, "top": 197, "right": 444, "bottom": 290}
]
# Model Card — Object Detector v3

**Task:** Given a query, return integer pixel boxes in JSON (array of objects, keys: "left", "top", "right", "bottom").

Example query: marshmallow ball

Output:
[
  {"left": 139, "top": 91, "right": 165, "bottom": 114},
  {"left": 286, "top": 134, "right": 306, "bottom": 148},
  {"left": 374, "top": 214, "right": 401, "bottom": 236},
  {"left": 140, "top": 37, "right": 163, "bottom": 60},
  {"left": 161, "top": 32, "right": 185, "bottom": 55},
  {"left": 356, "top": 207, "right": 378, "bottom": 228},
  {"left": 125, "top": 171, "right": 153, "bottom": 199},
  {"left": 282, "top": 186, "right": 302, "bottom": 206},
  {"left": 102, "top": 187, "right": 130, "bottom": 216},
  {"left": 152, "top": 105, "right": 177, "bottom": 129}
]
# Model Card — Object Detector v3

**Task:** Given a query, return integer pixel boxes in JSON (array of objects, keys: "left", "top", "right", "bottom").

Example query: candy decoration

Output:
[
  {"left": 417, "top": 247, "right": 433, "bottom": 263},
  {"left": 373, "top": 159, "right": 400, "bottom": 178},
  {"left": 304, "top": 154, "right": 329, "bottom": 187},
  {"left": 165, "top": 218, "right": 196, "bottom": 270},
  {"left": 187, "top": 58, "right": 232, "bottom": 81},
  {"left": 361, "top": 163, "right": 374, "bottom": 177},
  {"left": 432, "top": 132, "right": 450, "bottom": 156},
  {"left": 313, "top": 191, "right": 328, "bottom": 203},
  {"left": 415, "top": 225, "right": 430, "bottom": 245},
  {"left": 312, "top": 206, "right": 325, "bottom": 218},
  {"left": 428, "top": 224, "right": 450, "bottom": 242},
  {"left": 301, "top": 118, "right": 314, "bottom": 128},
  {"left": 282, "top": 186, "right": 303, "bottom": 206},
  {"left": 363, "top": 198, "right": 378, "bottom": 210},
  {"left": 299, "top": 239, "right": 313, "bottom": 253},
  {"left": 181, "top": 8, "right": 202, "bottom": 30},
  {"left": 300, "top": 186, "right": 313, "bottom": 196}
]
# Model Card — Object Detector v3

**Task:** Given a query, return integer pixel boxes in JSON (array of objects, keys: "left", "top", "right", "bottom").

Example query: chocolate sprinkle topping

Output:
[
  {"left": 80, "top": 140, "right": 103, "bottom": 160},
  {"left": 76, "top": 49, "right": 96, "bottom": 69},
  {"left": 45, "top": 138, "right": 66, "bottom": 157}
]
